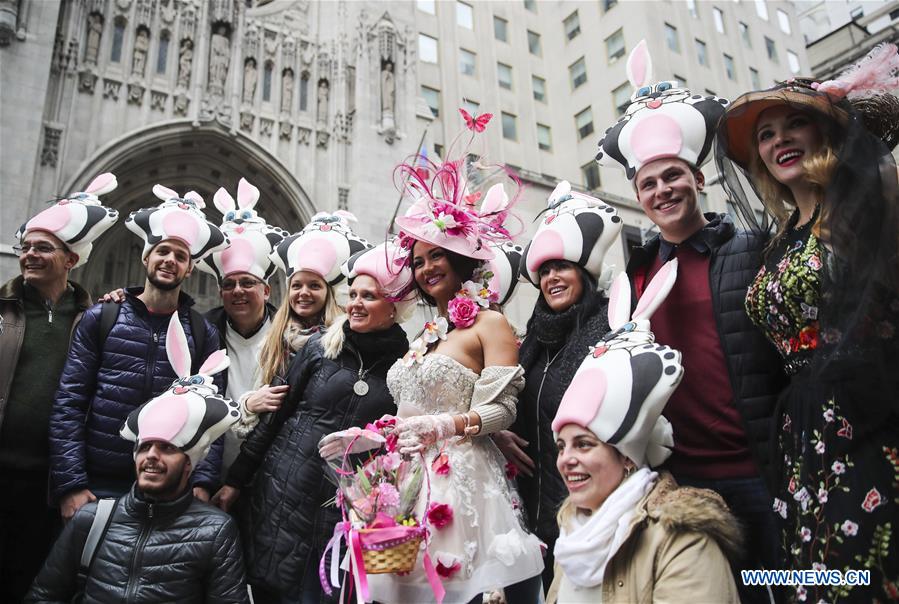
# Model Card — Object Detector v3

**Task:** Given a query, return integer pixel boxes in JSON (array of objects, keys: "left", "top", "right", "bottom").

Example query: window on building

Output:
[
  {"left": 749, "top": 67, "right": 760, "bottom": 89},
  {"left": 462, "top": 99, "right": 479, "bottom": 114},
  {"left": 889, "top": 7, "right": 899, "bottom": 20},
  {"left": 456, "top": 2, "right": 473, "bottom": 29},
  {"left": 156, "top": 32, "right": 169, "bottom": 74},
  {"left": 459, "top": 48, "right": 476, "bottom": 76},
  {"left": 686, "top": 0, "right": 698, "bottom": 18},
  {"left": 537, "top": 124, "right": 552, "bottom": 151},
  {"left": 787, "top": 50, "right": 800, "bottom": 74},
  {"left": 612, "top": 82, "right": 630, "bottom": 116},
  {"left": 434, "top": 143, "right": 444, "bottom": 158},
  {"left": 524, "top": 0, "right": 536, "bottom": 12},
  {"left": 564, "top": 10, "right": 580, "bottom": 41},
  {"left": 502, "top": 112, "right": 517, "bottom": 140},
  {"left": 527, "top": 30, "right": 541, "bottom": 56},
  {"left": 739, "top": 21, "right": 751, "bottom": 48},
  {"left": 850, "top": 6, "right": 864, "bottom": 19},
  {"left": 569, "top": 57, "right": 587, "bottom": 89},
  {"left": 621, "top": 225, "right": 643, "bottom": 263},
  {"left": 674, "top": 74, "right": 687, "bottom": 87},
  {"left": 419, "top": 34, "right": 438, "bottom": 63},
  {"left": 723, "top": 53, "right": 735, "bottom": 80},
  {"left": 755, "top": 0, "right": 768, "bottom": 20},
  {"left": 421, "top": 85, "right": 440, "bottom": 117},
  {"left": 699, "top": 191, "right": 709, "bottom": 212},
  {"left": 582, "top": 161, "right": 601, "bottom": 190},
  {"left": 713, "top": 7, "right": 725, "bottom": 33},
  {"left": 497, "top": 62, "right": 513, "bottom": 90},
  {"left": 575, "top": 106, "right": 594, "bottom": 139},
  {"left": 665, "top": 23, "right": 680, "bottom": 53},
  {"left": 110, "top": 19, "right": 125, "bottom": 63},
  {"left": 606, "top": 29, "right": 625, "bottom": 62},
  {"left": 695, "top": 38, "right": 708, "bottom": 66},
  {"left": 532, "top": 75, "right": 546, "bottom": 102},
  {"left": 777, "top": 9, "right": 791, "bottom": 34},
  {"left": 765, "top": 36, "right": 778, "bottom": 62},
  {"left": 602, "top": 0, "right": 618, "bottom": 12},
  {"left": 262, "top": 61, "right": 273, "bottom": 102},
  {"left": 416, "top": 0, "right": 435, "bottom": 14},
  {"left": 299, "top": 71, "right": 309, "bottom": 110},
  {"left": 494, "top": 16, "right": 508, "bottom": 41}
]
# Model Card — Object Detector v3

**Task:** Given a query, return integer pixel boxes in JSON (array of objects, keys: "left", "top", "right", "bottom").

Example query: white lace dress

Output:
[{"left": 367, "top": 354, "right": 544, "bottom": 604}]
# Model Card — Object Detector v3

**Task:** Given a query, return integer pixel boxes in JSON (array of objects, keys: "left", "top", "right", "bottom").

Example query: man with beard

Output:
[
  {"left": 0, "top": 174, "right": 118, "bottom": 603},
  {"left": 49, "top": 185, "right": 229, "bottom": 522},
  {"left": 29, "top": 331, "right": 249, "bottom": 603}
]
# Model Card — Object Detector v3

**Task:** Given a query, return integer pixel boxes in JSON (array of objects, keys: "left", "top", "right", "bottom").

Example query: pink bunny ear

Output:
[
  {"left": 84, "top": 173, "right": 118, "bottom": 196},
  {"left": 166, "top": 314, "right": 192, "bottom": 379},
  {"left": 480, "top": 183, "right": 508, "bottom": 214},
  {"left": 633, "top": 258, "right": 678, "bottom": 322},
  {"left": 153, "top": 184, "right": 179, "bottom": 201},
  {"left": 626, "top": 39, "right": 653, "bottom": 89},
  {"left": 236, "top": 178, "right": 260, "bottom": 210},
  {"left": 184, "top": 190, "right": 205, "bottom": 208},
  {"left": 333, "top": 210, "right": 358, "bottom": 223},
  {"left": 213, "top": 188, "right": 236, "bottom": 214},
  {"left": 198, "top": 349, "right": 230, "bottom": 376},
  {"left": 607, "top": 272, "right": 633, "bottom": 330}
]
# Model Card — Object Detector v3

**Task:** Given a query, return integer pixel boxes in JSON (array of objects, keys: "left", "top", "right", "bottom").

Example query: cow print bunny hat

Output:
[
  {"left": 16, "top": 172, "right": 120, "bottom": 268},
  {"left": 271, "top": 211, "right": 370, "bottom": 286},
  {"left": 596, "top": 39, "right": 729, "bottom": 182}
]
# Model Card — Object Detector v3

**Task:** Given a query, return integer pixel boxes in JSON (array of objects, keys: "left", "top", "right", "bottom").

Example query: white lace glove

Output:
[
  {"left": 395, "top": 414, "right": 456, "bottom": 455},
  {"left": 318, "top": 426, "right": 387, "bottom": 460}
]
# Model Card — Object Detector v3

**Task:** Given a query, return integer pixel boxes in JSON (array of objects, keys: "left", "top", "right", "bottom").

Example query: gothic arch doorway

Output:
[{"left": 67, "top": 121, "right": 313, "bottom": 310}]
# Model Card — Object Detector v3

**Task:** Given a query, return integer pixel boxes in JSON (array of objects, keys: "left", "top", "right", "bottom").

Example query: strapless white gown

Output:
[{"left": 367, "top": 354, "right": 544, "bottom": 603}]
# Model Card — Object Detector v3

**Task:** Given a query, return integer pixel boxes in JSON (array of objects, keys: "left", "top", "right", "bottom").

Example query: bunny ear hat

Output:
[
  {"left": 520, "top": 180, "right": 623, "bottom": 286},
  {"left": 552, "top": 260, "right": 683, "bottom": 468},
  {"left": 596, "top": 39, "right": 729, "bottom": 181},
  {"left": 124, "top": 184, "right": 229, "bottom": 262},
  {"left": 342, "top": 239, "right": 418, "bottom": 321},
  {"left": 199, "top": 178, "right": 289, "bottom": 284},
  {"left": 16, "top": 173, "right": 120, "bottom": 268},
  {"left": 272, "top": 211, "right": 370, "bottom": 285},
  {"left": 120, "top": 314, "right": 241, "bottom": 471}
]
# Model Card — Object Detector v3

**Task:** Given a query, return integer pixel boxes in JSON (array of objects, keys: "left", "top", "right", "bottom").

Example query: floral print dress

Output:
[{"left": 745, "top": 216, "right": 899, "bottom": 602}]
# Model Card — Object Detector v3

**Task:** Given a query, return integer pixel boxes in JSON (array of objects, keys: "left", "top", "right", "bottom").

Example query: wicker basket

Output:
[{"left": 358, "top": 529, "right": 423, "bottom": 574}]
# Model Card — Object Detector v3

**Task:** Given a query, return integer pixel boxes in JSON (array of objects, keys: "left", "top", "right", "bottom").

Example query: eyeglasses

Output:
[
  {"left": 221, "top": 278, "right": 263, "bottom": 291},
  {"left": 13, "top": 244, "right": 66, "bottom": 256}
]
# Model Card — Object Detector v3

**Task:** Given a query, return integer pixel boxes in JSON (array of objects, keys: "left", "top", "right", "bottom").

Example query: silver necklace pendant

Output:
[{"left": 353, "top": 379, "right": 370, "bottom": 396}]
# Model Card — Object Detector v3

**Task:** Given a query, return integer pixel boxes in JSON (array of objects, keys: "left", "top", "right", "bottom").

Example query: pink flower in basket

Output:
[
  {"left": 427, "top": 502, "right": 454, "bottom": 530},
  {"left": 448, "top": 296, "right": 478, "bottom": 328},
  {"left": 435, "top": 552, "right": 462, "bottom": 578},
  {"left": 375, "top": 483, "right": 400, "bottom": 508},
  {"left": 432, "top": 452, "right": 451, "bottom": 476}
]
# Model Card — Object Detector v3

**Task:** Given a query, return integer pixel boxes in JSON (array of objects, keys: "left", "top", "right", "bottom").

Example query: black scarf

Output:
[{"left": 343, "top": 321, "right": 409, "bottom": 371}]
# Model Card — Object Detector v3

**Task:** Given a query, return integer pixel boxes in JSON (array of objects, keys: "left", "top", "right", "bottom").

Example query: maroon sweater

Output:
[{"left": 638, "top": 244, "right": 756, "bottom": 479}]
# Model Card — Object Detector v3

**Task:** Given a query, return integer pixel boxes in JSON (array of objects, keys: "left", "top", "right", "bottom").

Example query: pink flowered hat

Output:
[
  {"left": 199, "top": 178, "right": 288, "bottom": 284},
  {"left": 342, "top": 239, "right": 417, "bottom": 321},
  {"left": 272, "top": 211, "right": 370, "bottom": 285},
  {"left": 595, "top": 40, "right": 728, "bottom": 181},
  {"left": 16, "top": 172, "right": 120, "bottom": 268},
  {"left": 120, "top": 313, "right": 241, "bottom": 471},
  {"left": 125, "top": 185, "right": 229, "bottom": 261}
]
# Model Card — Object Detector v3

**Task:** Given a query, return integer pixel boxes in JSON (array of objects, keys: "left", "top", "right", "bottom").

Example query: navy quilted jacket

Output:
[{"left": 50, "top": 288, "right": 224, "bottom": 499}]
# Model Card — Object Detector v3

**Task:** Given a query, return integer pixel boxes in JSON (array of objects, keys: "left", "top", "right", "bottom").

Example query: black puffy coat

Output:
[
  {"left": 27, "top": 484, "right": 248, "bottom": 603},
  {"left": 226, "top": 320, "right": 408, "bottom": 601},
  {"left": 50, "top": 289, "right": 224, "bottom": 498},
  {"left": 625, "top": 213, "right": 787, "bottom": 485}
]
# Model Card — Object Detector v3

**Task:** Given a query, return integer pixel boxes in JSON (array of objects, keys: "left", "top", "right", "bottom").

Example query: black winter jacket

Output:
[
  {"left": 625, "top": 213, "right": 786, "bottom": 484},
  {"left": 26, "top": 484, "right": 248, "bottom": 603},
  {"left": 226, "top": 321, "right": 408, "bottom": 600},
  {"left": 50, "top": 288, "right": 224, "bottom": 499}
]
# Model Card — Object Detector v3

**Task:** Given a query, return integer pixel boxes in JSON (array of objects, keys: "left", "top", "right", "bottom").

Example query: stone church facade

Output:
[{"left": 1, "top": 0, "right": 429, "bottom": 309}]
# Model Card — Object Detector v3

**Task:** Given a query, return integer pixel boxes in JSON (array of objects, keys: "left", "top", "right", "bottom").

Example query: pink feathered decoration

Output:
[{"left": 815, "top": 43, "right": 899, "bottom": 100}]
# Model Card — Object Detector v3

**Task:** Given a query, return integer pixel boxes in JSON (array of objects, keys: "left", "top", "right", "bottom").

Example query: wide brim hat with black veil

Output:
[{"left": 715, "top": 44, "right": 899, "bottom": 429}]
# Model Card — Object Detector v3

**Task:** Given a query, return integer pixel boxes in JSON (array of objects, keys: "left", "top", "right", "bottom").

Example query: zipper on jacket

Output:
[
  {"left": 533, "top": 359, "right": 551, "bottom": 526},
  {"left": 44, "top": 299, "right": 53, "bottom": 323},
  {"left": 144, "top": 330, "right": 160, "bottom": 399},
  {"left": 125, "top": 503, "right": 154, "bottom": 602}
]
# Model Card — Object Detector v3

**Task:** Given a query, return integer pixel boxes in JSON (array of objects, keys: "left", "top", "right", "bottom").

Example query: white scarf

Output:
[{"left": 554, "top": 468, "right": 657, "bottom": 588}]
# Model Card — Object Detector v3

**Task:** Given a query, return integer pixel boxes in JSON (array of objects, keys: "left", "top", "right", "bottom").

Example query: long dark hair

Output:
[
  {"left": 410, "top": 241, "right": 481, "bottom": 308},
  {"left": 525, "top": 262, "right": 603, "bottom": 333}
]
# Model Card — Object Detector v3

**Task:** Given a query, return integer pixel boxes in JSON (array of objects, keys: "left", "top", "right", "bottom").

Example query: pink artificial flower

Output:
[
  {"left": 435, "top": 552, "right": 462, "bottom": 578},
  {"left": 432, "top": 452, "right": 451, "bottom": 476},
  {"left": 505, "top": 461, "right": 519, "bottom": 480},
  {"left": 370, "top": 512, "right": 398, "bottom": 528},
  {"left": 376, "top": 483, "right": 400, "bottom": 508},
  {"left": 427, "top": 502, "right": 454, "bottom": 530},
  {"left": 448, "top": 296, "right": 479, "bottom": 328},
  {"left": 381, "top": 451, "right": 402, "bottom": 471},
  {"left": 385, "top": 432, "right": 399, "bottom": 453},
  {"left": 831, "top": 460, "right": 846, "bottom": 475}
]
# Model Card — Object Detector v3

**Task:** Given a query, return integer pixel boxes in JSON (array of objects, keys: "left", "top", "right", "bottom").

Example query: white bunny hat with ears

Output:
[
  {"left": 16, "top": 173, "right": 120, "bottom": 268},
  {"left": 120, "top": 314, "right": 241, "bottom": 471},
  {"left": 272, "top": 211, "right": 370, "bottom": 285},
  {"left": 124, "top": 184, "right": 230, "bottom": 262},
  {"left": 199, "top": 178, "right": 288, "bottom": 284},
  {"left": 552, "top": 260, "right": 684, "bottom": 468}
]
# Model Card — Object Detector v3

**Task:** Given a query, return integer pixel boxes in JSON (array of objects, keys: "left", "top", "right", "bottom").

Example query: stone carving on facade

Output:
[
  {"left": 173, "top": 92, "right": 189, "bottom": 115},
  {"left": 338, "top": 186, "right": 349, "bottom": 211},
  {"left": 317, "top": 45, "right": 331, "bottom": 80},
  {"left": 79, "top": 70, "right": 98, "bottom": 94},
  {"left": 282, "top": 36, "right": 296, "bottom": 68},
  {"left": 180, "top": 3, "right": 198, "bottom": 40},
  {"left": 316, "top": 78, "right": 329, "bottom": 125},
  {"left": 300, "top": 41, "right": 314, "bottom": 69},
  {"left": 210, "top": 0, "right": 235, "bottom": 25},
  {"left": 52, "top": 34, "right": 78, "bottom": 74},
  {"left": 375, "top": 18, "right": 400, "bottom": 144},
  {"left": 281, "top": 68, "right": 293, "bottom": 114},
  {"left": 84, "top": 13, "right": 103, "bottom": 66},
  {"left": 316, "top": 130, "right": 329, "bottom": 149},
  {"left": 131, "top": 28, "right": 149, "bottom": 77},
  {"left": 115, "top": 0, "right": 133, "bottom": 13},
  {"left": 160, "top": 0, "right": 176, "bottom": 25},
  {"left": 208, "top": 25, "right": 231, "bottom": 95},
  {"left": 103, "top": 78, "right": 121, "bottom": 100},
  {"left": 135, "top": 0, "right": 153, "bottom": 27},
  {"left": 244, "top": 23, "right": 259, "bottom": 56},
  {"left": 279, "top": 121, "right": 293, "bottom": 140},
  {"left": 264, "top": 30, "right": 278, "bottom": 58},
  {"left": 240, "top": 111, "right": 254, "bottom": 132},
  {"left": 242, "top": 58, "right": 257, "bottom": 104},
  {"left": 177, "top": 38, "right": 193, "bottom": 88},
  {"left": 127, "top": 83, "right": 145, "bottom": 104},
  {"left": 297, "top": 125, "right": 311, "bottom": 145},
  {"left": 260, "top": 118, "right": 273, "bottom": 137},
  {"left": 40, "top": 125, "right": 62, "bottom": 167},
  {"left": 150, "top": 91, "right": 167, "bottom": 110}
]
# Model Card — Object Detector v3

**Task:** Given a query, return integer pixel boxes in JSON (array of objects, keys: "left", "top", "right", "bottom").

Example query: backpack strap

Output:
[
  {"left": 76, "top": 498, "right": 118, "bottom": 595},
  {"left": 188, "top": 308, "right": 207, "bottom": 375},
  {"left": 98, "top": 301, "right": 121, "bottom": 353}
]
